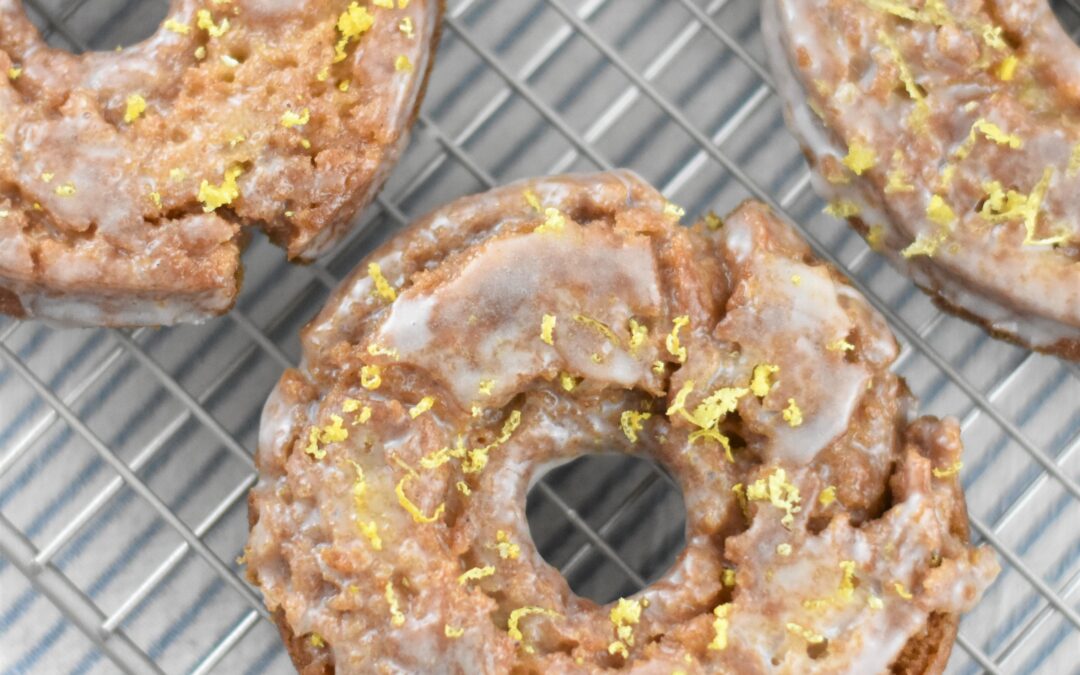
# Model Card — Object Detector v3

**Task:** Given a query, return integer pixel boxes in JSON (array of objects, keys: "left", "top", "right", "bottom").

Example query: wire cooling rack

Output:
[{"left": 1, "top": 0, "right": 1079, "bottom": 673}]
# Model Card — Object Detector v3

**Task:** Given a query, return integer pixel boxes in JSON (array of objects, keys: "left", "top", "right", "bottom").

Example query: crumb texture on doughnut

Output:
[
  {"left": 762, "top": 0, "right": 1080, "bottom": 358},
  {"left": 246, "top": 172, "right": 998, "bottom": 674},
  {"left": 0, "top": 0, "right": 440, "bottom": 326}
]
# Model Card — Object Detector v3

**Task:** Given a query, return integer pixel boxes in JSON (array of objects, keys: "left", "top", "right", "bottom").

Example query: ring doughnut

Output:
[
  {"left": 763, "top": 0, "right": 1080, "bottom": 358},
  {"left": 245, "top": 171, "right": 998, "bottom": 673},
  {"left": 0, "top": 0, "right": 441, "bottom": 326}
]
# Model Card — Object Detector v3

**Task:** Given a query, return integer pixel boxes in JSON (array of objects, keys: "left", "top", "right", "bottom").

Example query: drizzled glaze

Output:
[
  {"left": 763, "top": 0, "right": 1080, "bottom": 358},
  {"left": 0, "top": 0, "right": 440, "bottom": 326},
  {"left": 247, "top": 172, "right": 997, "bottom": 674}
]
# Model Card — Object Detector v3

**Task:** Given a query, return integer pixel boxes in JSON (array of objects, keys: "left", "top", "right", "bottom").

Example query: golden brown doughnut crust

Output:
[
  {"left": 762, "top": 0, "right": 1080, "bottom": 359},
  {"left": 246, "top": 172, "right": 998, "bottom": 674},
  {"left": 0, "top": 0, "right": 442, "bottom": 326}
]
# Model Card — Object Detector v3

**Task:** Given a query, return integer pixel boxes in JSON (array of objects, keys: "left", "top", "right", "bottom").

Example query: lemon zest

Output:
[
  {"left": 395, "top": 54, "right": 413, "bottom": 72},
  {"left": 395, "top": 472, "right": 446, "bottom": 523},
  {"left": 867, "top": 224, "right": 887, "bottom": 251},
  {"left": 786, "top": 622, "right": 826, "bottom": 644},
  {"left": 457, "top": 565, "right": 495, "bottom": 585},
  {"left": 495, "top": 530, "right": 520, "bottom": 559},
  {"left": 722, "top": 568, "right": 736, "bottom": 587},
  {"left": 385, "top": 581, "right": 406, "bottom": 626},
  {"left": 559, "top": 372, "right": 578, "bottom": 392},
  {"left": 777, "top": 543, "right": 792, "bottom": 556},
  {"left": 534, "top": 207, "right": 565, "bottom": 234},
  {"left": 367, "top": 263, "right": 397, "bottom": 302},
  {"left": 620, "top": 411, "right": 651, "bottom": 443},
  {"left": 309, "top": 633, "right": 325, "bottom": 648},
  {"left": 281, "top": 108, "right": 310, "bottom": 128},
  {"left": 163, "top": 18, "right": 190, "bottom": 34},
  {"left": 704, "top": 211, "right": 723, "bottom": 230},
  {"left": 409, "top": 396, "right": 435, "bottom": 418},
  {"left": 996, "top": 55, "right": 1018, "bottom": 81},
  {"left": 665, "top": 380, "right": 695, "bottom": 417},
  {"left": 746, "top": 467, "right": 802, "bottom": 528},
  {"left": 931, "top": 460, "right": 963, "bottom": 478},
  {"left": 877, "top": 30, "right": 930, "bottom": 131},
  {"left": 627, "top": 319, "right": 648, "bottom": 354},
  {"left": 893, "top": 581, "right": 914, "bottom": 599},
  {"left": 819, "top": 485, "right": 837, "bottom": 506},
  {"left": 196, "top": 9, "right": 229, "bottom": 37},
  {"left": 359, "top": 520, "right": 382, "bottom": 550},
  {"left": 843, "top": 140, "right": 877, "bottom": 175},
  {"left": 666, "top": 316, "right": 689, "bottom": 363},
  {"left": 824, "top": 200, "right": 860, "bottom": 218},
  {"left": 707, "top": 604, "right": 731, "bottom": 650},
  {"left": 827, "top": 339, "right": 855, "bottom": 352},
  {"left": 507, "top": 607, "right": 561, "bottom": 652},
  {"left": 124, "top": 94, "right": 146, "bottom": 123},
  {"left": 399, "top": 17, "right": 415, "bottom": 38},
  {"left": 573, "top": 314, "right": 620, "bottom": 345},
  {"left": 445, "top": 625, "right": 465, "bottom": 638},
  {"left": 868, "top": 594, "right": 885, "bottom": 610},
  {"left": 839, "top": 560, "right": 857, "bottom": 600},
  {"left": 55, "top": 183, "right": 76, "bottom": 197},
  {"left": 750, "top": 363, "right": 779, "bottom": 398},
  {"left": 360, "top": 364, "right": 382, "bottom": 389},
  {"left": 198, "top": 165, "right": 243, "bottom": 212},
  {"left": 335, "top": 2, "right": 375, "bottom": 62},
  {"left": 541, "top": 314, "right": 557, "bottom": 345},
  {"left": 782, "top": 399, "right": 804, "bottom": 427},
  {"left": 663, "top": 202, "right": 685, "bottom": 221}
]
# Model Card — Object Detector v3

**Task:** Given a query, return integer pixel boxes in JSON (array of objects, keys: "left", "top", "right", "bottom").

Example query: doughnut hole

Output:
[
  {"left": 525, "top": 454, "right": 687, "bottom": 605},
  {"left": 25, "top": 0, "right": 168, "bottom": 53}
]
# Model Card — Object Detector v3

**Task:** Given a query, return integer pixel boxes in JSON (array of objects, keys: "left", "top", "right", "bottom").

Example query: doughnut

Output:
[
  {"left": 245, "top": 171, "right": 998, "bottom": 673},
  {"left": 0, "top": 0, "right": 441, "bottom": 326},
  {"left": 762, "top": 0, "right": 1080, "bottom": 359}
]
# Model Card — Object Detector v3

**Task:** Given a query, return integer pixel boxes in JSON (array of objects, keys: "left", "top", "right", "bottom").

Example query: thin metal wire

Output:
[{"left": 1, "top": 1, "right": 1075, "bottom": 673}]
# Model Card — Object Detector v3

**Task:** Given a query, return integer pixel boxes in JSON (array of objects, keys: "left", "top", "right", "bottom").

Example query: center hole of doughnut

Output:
[
  {"left": 1052, "top": 0, "right": 1080, "bottom": 45},
  {"left": 27, "top": 0, "right": 168, "bottom": 53},
  {"left": 525, "top": 455, "right": 686, "bottom": 605}
]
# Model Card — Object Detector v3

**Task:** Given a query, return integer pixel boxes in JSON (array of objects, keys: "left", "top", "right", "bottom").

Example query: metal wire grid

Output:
[{"left": 0, "top": 0, "right": 1077, "bottom": 672}]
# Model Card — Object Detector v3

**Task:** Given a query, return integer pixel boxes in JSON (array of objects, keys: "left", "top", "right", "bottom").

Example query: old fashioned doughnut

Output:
[
  {"left": 763, "top": 0, "right": 1080, "bottom": 358},
  {"left": 246, "top": 172, "right": 998, "bottom": 673},
  {"left": 0, "top": 0, "right": 441, "bottom": 326}
]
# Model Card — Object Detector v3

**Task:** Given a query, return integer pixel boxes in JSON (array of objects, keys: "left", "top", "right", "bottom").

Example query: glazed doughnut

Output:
[
  {"left": 763, "top": 0, "right": 1080, "bottom": 358},
  {"left": 245, "top": 172, "right": 998, "bottom": 674},
  {"left": 0, "top": 0, "right": 441, "bottom": 326}
]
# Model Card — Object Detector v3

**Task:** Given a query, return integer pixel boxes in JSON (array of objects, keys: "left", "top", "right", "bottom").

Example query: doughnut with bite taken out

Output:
[
  {"left": 0, "top": 0, "right": 441, "bottom": 326},
  {"left": 763, "top": 0, "right": 1080, "bottom": 359},
  {"left": 246, "top": 171, "right": 998, "bottom": 674}
]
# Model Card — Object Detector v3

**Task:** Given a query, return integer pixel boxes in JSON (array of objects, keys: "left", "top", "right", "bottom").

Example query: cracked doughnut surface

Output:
[
  {"left": 763, "top": 0, "right": 1080, "bottom": 359},
  {"left": 246, "top": 172, "right": 998, "bottom": 674},
  {"left": 0, "top": 0, "right": 441, "bottom": 326}
]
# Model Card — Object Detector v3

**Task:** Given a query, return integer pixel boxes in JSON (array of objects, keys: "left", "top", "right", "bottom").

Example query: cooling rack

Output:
[{"left": 1, "top": 0, "right": 1079, "bottom": 673}]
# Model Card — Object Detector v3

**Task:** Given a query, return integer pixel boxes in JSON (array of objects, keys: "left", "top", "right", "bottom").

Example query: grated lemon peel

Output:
[
  {"left": 786, "top": 622, "right": 826, "bottom": 644},
  {"left": 750, "top": 364, "right": 779, "bottom": 398},
  {"left": 196, "top": 9, "right": 229, "bottom": 37},
  {"left": 360, "top": 364, "right": 382, "bottom": 390},
  {"left": 843, "top": 140, "right": 877, "bottom": 175},
  {"left": 408, "top": 396, "right": 435, "bottom": 418},
  {"left": 931, "top": 460, "right": 963, "bottom": 478},
  {"left": 620, "top": 411, "right": 651, "bottom": 443},
  {"left": 574, "top": 314, "right": 621, "bottom": 346},
  {"left": 666, "top": 316, "right": 689, "bottom": 363},
  {"left": 335, "top": 3, "right": 375, "bottom": 62},
  {"left": 385, "top": 581, "right": 406, "bottom": 626},
  {"left": 507, "top": 607, "right": 561, "bottom": 653},
  {"left": 124, "top": 94, "right": 146, "bottom": 123},
  {"left": 457, "top": 565, "right": 495, "bottom": 585},
  {"left": 782, "top": 399, "right": 803, "bottom": 427},
  {"left": 304, "top": 415, "right": 349, "bottom": 460},
  {"left": 707, "top": 603, "right": 731, "bottom": 650},
  {"left": 534, "top": 207, "right": 565, "bottom": 234},
  {"left": 541, "top": 314, "right": 556, "bottom": 345},
  {"left": 198, "top": 166, "right": 243, "bottom": 212},
  {"left": 445, "top": 624, "right": 465, "bottom": 638},
  {"left": 746, "top": 467, "right": 802, "bottom": 528},
  {"left": 367, "top": 263, "right": 397, "bottom": 302},
  {"left": 627, "top": 319, "right": 648, "bottom": 354},
  {"left": 281, "top": 108, "right": 310, "bottom": 128},
  {"left": 394, "top": 54, "right": 413, "bottom": 72},
  {"left": 495, "top": 530, "right": 520, "bottom": 559},
  {"left": 819, "top": 485, "right": 837, "bottom": 506}
]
